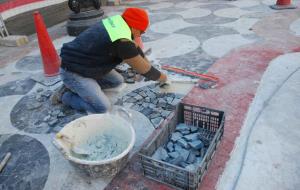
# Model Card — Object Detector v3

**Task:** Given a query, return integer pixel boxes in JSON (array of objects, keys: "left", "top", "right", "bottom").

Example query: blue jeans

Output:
[{"left": 60, "top": 68, "right": 124, "bottom": 113}]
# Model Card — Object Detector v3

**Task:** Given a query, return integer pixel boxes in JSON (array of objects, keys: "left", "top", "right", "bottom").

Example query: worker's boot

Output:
[{"left": 50, "top": 84, "right": 69, "bottom": 105}]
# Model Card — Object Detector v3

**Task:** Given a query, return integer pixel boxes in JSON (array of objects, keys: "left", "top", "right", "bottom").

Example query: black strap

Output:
[{"left": 142, "top": 66, "right": 161, "bottom": 81}]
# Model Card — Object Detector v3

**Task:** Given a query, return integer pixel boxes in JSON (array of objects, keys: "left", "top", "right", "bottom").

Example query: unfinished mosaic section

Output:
[
  {"left": 10, "top": 87, "right": 86, "bottom": 134},
  {"left": 115, "top": 84, "right": 183, "bottom": 128}
]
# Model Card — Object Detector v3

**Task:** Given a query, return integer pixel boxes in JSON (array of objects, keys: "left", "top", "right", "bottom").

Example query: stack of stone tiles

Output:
[
  {"left": 115, "top": 84, "right": 183, "bottom": 128},
  {"left": 151, "top": 123, "right": 209, "bottom": 171}
]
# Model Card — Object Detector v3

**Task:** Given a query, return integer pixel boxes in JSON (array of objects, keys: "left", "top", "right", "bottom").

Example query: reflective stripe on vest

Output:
[{"left": 102, "top": 15, "right": 132, "bottom": 42}]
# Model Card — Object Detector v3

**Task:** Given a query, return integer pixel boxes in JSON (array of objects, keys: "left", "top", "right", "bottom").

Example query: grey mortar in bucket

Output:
[
  {"left": 71, "top": 130, "right": 130, "bottom": 161},
  {"left": 53, "top": 112, "right": 136, "bottom": 178}
]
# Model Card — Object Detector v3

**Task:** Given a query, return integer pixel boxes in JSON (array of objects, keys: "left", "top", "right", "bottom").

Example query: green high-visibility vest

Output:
[{"left": 102, "top": 15, "right": 132, "bottom": 42}]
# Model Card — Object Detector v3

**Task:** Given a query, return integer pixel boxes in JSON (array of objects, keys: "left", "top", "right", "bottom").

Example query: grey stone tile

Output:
[
  {"left": 169, "top": 155, "right": 183, "bottom": 165},
  {"left": 168, "top": 151, "right": 179, "bottom": 159},
  {"left": 151, "top": 117, "right": 164, "bottom": 128},
  {"left": 166, "top": 142, "right": 174, "bottom": 152},
  {"left": 185, "top": 164, "right": 196, "bottom": 171},
  {"left": 179, "top": 148, "right": 190, "bottom": 162},
  {"left": 183, "top": 133, "right": 200, "bottom": 142},
  {"left": 126, "top": 97, "right": 137, "bottom": 103},
  {"left": 176, "top": 123, "right": 190, "bottom": 132},
  {"left": 170, "top": 132, "right": 183, "bottom": 142},
  {"left": 187, "top": 152, "right": 196, "bottom": 164},
  {"left": 152, "top": 147, "right": 169, "bottom": 161},
  {"left": 190, "top": 126, "right": 199, "bottom": 133},
  {"left": 189, "top": 140, "right": 204, "bottom": 150},
  {"left": 177, "top": 138, "right": 189, "bottom": 149},
  {"left": 149, "top": 112, "right": 161, "bottom": 119},
  {"left": 180, "top": 130, "right": 191, "bottom": 135},
  {"left": 179, "top": 162, "right": 189, "bottom": 168}
]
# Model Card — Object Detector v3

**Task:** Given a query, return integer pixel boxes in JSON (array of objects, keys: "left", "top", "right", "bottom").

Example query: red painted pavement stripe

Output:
[{"left": 0, "top": 0, "right": 43, "bottom": 12}]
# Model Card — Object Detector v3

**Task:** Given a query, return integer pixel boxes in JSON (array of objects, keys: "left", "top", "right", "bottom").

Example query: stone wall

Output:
[{"left": 5, "top": 1, "right": 70, "bottom": 35}]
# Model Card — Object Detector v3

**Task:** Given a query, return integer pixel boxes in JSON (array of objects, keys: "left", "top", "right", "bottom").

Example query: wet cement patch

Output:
[
  {"left": 0, "top": 78, "right": 36, "bottom": 97},
  {"left": 15, "top": 56, "right": 43, "bottom": 71},
  {"left": 176, "top": 25, "right": 239, "bottom": 42},
  {"left": 185, "top": 14, "right": 237, "bottom": 25},
  {"left": 10, "top": 88, "right": 86, "bottom": 134},
  {"left": 0, "top": 134, "right": 50, "bottom": 190},
  {"left": 158, "top": 47, "right": 216, "bottom": 73}
]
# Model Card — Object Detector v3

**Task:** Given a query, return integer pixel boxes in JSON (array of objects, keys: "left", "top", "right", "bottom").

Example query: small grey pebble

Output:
[{"left": 37, "top": 88, "right": 44, "bottom": 93}]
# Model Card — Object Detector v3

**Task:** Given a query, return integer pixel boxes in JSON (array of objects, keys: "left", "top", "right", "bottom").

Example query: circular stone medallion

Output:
[{"left": 0, "top": 134, "right": 50, "bottom": 190}]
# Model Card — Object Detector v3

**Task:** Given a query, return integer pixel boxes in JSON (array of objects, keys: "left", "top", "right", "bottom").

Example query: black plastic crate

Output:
[{"left": 139, "top": 103, "right": 225, "bottom": 190}]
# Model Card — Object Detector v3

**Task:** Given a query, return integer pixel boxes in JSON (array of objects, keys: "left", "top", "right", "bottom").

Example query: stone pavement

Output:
[{"left": 0, "top": 0, "right": 300, "bottom": 190}]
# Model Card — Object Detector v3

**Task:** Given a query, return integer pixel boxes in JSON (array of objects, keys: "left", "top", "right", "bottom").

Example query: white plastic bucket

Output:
[{"left": 53, "top": 110, "right": 135, "bottom": 177}]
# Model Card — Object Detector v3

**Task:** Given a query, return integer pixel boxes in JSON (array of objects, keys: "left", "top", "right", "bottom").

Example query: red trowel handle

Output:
[{"left": 161, "top": 65, "right": 219, "bottom": 82}]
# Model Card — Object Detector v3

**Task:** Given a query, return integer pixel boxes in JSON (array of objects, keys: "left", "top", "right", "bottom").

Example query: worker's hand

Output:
[
  {"left": 158, "top": 72, "right": 167, "bottom": 83},
  {"left": 158, "top": 73, "right": 171, "bottom": 87}
]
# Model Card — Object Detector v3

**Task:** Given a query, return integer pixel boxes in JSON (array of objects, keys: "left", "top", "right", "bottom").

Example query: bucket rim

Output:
[{"left": 54, "top": 113, "right": 136, "bottom": 165}]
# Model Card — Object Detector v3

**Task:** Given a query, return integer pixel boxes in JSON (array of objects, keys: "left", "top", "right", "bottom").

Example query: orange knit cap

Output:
[{"left": 122, "top": 7, "right": 149, "bottom": 32}]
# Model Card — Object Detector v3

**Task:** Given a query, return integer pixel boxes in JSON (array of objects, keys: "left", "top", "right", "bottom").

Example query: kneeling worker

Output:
[{"left": 51, "top": 7, "right": 168, "bottom": 113}]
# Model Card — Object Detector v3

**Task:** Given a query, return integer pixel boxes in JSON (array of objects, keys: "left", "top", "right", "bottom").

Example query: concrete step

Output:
[{"left": 0, "top": 35, "right": 29, "bottom": 46}]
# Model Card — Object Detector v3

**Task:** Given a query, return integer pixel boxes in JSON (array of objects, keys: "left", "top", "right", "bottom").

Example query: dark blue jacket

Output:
[{"left": 60, "top": 21, "right": 122, "bottom": 79}]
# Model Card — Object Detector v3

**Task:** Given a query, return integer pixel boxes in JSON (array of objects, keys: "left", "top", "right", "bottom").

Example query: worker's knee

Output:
[
  {"left": 110, "top": 74, "right": 124, "bottom": 87},
  {"left": 61, "top": 91, "right": 75, "bottom": 105},
  {"left": 92, "top": 100, "right": 111, "bottom": 113}
]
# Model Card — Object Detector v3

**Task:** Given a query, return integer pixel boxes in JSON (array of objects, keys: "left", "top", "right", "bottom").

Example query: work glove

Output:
[{"left": 158, "top": 72, "right": 171, "bottom": 87}]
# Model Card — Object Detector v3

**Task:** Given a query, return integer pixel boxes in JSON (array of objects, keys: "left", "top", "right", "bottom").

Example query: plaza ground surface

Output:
[{"left": 0, "top": 0, "right": 300, "bottom": 190}]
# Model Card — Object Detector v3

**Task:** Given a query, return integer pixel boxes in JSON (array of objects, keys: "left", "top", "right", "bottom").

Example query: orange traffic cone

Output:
[
  {"left": 270, "top": 0, "right": 297, "bottom": 10},
  {"left": 33, "top": 11, "right": 60, "bottom": 77}
]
